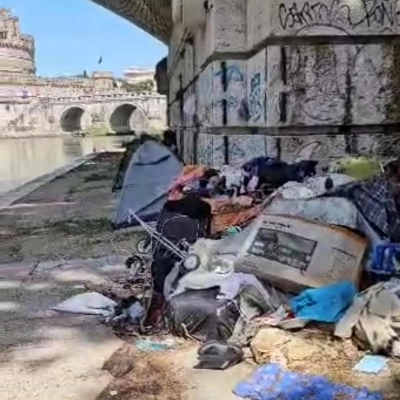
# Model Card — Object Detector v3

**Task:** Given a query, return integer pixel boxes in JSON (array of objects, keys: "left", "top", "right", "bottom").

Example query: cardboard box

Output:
[{"left": 235, "top": 214, "right": 367, "bottom": 293}]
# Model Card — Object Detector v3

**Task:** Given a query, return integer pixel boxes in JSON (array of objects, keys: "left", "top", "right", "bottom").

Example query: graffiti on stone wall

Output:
[
  {"left": 285, "top": 45, "right": 385, "bottom": 124},
  {"left": 249, "top": 72, "right": 263, "bottom": 122},
  {"left": 278, "top": 0, "right": 400, "bottom": 35},
  {"left": 213, "top": 63, "right": 247, "bottom": 124},
  {"left": 213, "top": 64, "right": 245, "bottom": 84},
  {"left": 198, "top": 67, "right": 213, "bottom": 125},
  {"left": 197, "top": 63, "right": 249, "bottom": 126}
]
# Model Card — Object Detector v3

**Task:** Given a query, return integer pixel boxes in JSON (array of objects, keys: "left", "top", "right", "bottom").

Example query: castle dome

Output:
[{"left": 0, "top": 8, "right": 35, "bottom": 75}]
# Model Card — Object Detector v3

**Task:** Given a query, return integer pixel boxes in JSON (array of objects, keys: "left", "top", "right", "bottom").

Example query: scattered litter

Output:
[
  {"left": 64, "top": 150, "right": 400, "bottom": 400},
  {"left": 234, "top": 363, "right": 384, "bottom": 400},
  {"left": 353, "top": 355, "right": 388, "bottom": 374},
  {"left": 195, "top": 342, "right": 243, "bottom": 370},
  {"left": 52, "top": 292, "right": 116, "bottom": 317},
  {"left": 128, "top": 301, "right": 146, "bottom": 322},
  {"left": 289, "top": 282, "right": 357, "bottom": 323},
  {"left": 135, "top": 338, "right": 180, "bottom": 352},
  {"left": 335, "top": 281, "right": 400, "bottom": 357}
]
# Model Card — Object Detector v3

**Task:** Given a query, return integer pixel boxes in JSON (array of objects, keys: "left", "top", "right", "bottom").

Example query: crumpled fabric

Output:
[
  {"left": 328, "top": 157, "right": 382, "bottom": 180},
  {"left": 324, "top": 176, "right": 400, "bottom": 241},
  {"left": 169, "top": 270, "right": 284, "bottom": 311},
  {"left": 52, "top": 292, "right": 117, "bottom": 317},
  {"left": 168, "top": 165, "right": 207, "bottom": 200},
  {"left": 267, "top": 197, "right": 359, "bottom": 229},
  {"left": 278, "top": 174, "right": 355, "bottom": 200},
  {"left": 290, "top": 282, "right": 357, "bottom": 323},
  {"left": 165, "top": 237, "right": 287, "bottom": 336},
  {"left": 234, "top": 363, "right": 383, "bottom": 400},
  {"left": 220, "top": 165, "right": 243, "bottom": 189},
  {"left": 335, "top": 279, "right": 400, "bottom": 356},
  {"left": 266, "top": 197, "right": 382, "bottom": 252}
]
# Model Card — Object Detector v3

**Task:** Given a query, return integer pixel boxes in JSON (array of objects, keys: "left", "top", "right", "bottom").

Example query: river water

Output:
[{"left": 0, "top": 136, "right": 133, "bottom": 195}]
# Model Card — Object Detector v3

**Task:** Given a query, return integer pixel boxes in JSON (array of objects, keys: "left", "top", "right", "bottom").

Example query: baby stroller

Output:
[
  {"left": 125, "top": 209, "right": 202, "bottom": 273},
  {"left": 126, "top": 197, "right": 212, "bottom": 290}
]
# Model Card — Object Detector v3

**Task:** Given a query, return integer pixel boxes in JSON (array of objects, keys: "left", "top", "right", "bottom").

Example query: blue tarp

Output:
[
  {"left": 113, "top": 141, "right": 183, "bottom": 229},
  {"left": 234, "top": 364, "right": 383, "bottom": 400}
]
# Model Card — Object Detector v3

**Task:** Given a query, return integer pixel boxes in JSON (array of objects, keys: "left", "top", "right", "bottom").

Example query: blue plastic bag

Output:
[
  {"left": 234, "top": 364, "right": 383, "bottom": 400},
  {"left": 289, "top": 281, "right": 357, "bottom": 323}
]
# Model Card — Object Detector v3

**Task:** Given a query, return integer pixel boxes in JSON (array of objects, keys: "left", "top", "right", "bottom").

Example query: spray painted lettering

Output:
[
  {"left": 213, "top": 64, "right": 245, "bottom": 83},
  {"left": 249, "top": 73, "right": 263, "bottom": 122},
  {"left": 278, "top": 0, "right": 400, "bottom": 34}
]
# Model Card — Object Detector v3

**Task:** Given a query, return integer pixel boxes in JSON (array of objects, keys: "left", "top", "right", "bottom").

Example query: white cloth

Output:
[
  {"left": 335, "top": 280, "right": 400, "bottom": 356},
  {"left": 52, "top": 292, "right": 116, "bottom": 317},
  {"left": 278, "top": 174, "right": 355, "bottom": 200}
]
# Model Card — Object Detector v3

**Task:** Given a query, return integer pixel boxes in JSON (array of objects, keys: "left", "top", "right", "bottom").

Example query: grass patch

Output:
[{"left": 16, "top": 217, "right": 112, "bottom": 236}]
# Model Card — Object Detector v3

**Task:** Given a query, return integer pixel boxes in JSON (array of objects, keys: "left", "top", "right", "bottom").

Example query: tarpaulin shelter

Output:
[{"left": 113, "top": 140, "right": 183, "bottom": 229}]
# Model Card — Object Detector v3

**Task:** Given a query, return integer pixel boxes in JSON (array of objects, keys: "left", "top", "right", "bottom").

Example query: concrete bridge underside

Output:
[{"left": 91, "top": 0, "right": 172, "bottom": 43}]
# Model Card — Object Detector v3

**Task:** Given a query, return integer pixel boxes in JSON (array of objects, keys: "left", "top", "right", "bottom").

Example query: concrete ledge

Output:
[{"left": 0, "top": 153, "right": 96, "bottom": 212}]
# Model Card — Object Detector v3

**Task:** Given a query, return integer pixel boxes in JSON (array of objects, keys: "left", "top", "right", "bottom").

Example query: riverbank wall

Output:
[{"left": 0, "top": 153, "right": 96, "bottom": 211}]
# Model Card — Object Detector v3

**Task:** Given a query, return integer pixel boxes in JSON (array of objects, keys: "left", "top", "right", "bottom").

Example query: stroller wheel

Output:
[
  {"left": 184, "top": 254, "right": 201, "bottom": 271},
  {"left": 136, "top": 238, "right": 151, "bottom": 254}
]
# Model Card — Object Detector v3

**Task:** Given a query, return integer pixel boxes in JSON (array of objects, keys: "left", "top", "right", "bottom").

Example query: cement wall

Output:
[{"left": 168, "top": 0, "right": 400, "bottom": 166}]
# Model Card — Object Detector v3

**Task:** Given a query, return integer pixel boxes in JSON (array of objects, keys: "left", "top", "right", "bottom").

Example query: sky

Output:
[{"left": 2, "top": 0, "right": 167, "bottom": 77}]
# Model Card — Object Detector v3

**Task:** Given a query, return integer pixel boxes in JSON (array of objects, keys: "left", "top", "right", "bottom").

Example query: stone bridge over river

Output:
[{"left": 0, "top": 92, "right": 167, "bottom": 137}]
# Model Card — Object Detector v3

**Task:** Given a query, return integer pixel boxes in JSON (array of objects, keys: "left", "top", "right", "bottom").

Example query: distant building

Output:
[{"left": 123, "top": 66, "right": 157, "bottom": 92}]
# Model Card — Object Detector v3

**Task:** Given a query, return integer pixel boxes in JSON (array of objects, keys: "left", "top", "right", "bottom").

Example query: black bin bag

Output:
[{"left": 165, "top": 288, "right": 240, "bottom": 343}]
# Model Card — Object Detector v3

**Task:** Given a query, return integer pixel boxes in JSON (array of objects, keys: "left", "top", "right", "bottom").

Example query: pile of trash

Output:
[{"left": 54, "top": 144, "right": 400, "bottom": 399}]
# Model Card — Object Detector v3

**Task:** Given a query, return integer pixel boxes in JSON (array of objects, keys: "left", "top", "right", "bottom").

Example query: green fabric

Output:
[{"left": 330, "top": 157, "right": 381, "bottom": 180}]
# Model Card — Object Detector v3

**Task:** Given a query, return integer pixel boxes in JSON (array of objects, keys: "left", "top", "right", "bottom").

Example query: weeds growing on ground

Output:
[{"left": 15, "top": 217, "right": 112, "bottom": 236}]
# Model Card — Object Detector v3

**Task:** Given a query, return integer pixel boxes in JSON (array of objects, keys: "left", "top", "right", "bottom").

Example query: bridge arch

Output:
[
  {"left": 59, "top": 106, "right": 92, "bottom": 133},
  {"left": 109, "top": 102, "right": 148, "bottom": 134}
]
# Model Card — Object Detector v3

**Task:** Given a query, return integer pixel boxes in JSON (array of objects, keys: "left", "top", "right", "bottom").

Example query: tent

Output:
[{"left": 113, "top": 140, "right": 183, "bottom": 230}]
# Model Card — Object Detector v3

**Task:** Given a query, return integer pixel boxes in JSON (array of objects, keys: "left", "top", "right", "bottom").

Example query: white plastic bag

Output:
[{"left": 52, "top": 292, "right": 116, "bottom": 317}]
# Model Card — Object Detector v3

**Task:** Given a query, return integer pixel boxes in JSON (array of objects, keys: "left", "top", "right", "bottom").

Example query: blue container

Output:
[{"left": 370, "top": 243, "right": 400, "bottom": 275}]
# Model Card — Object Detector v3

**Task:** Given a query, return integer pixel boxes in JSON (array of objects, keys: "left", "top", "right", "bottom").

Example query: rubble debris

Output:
[
  {"left": 135, "top": 337, "right": 181, "bottom": 352},
  {"left": 97, "top": 347, "right": 185, "bottom": 400},
  {"left": 353, "top": 355, "right": 388, "bottom": 375}
]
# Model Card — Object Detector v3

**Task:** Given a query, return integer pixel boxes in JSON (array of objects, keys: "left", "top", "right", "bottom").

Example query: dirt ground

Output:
[
  {"left": 1, "top": 152, "right": 399, "bottom": 400},
  {"left": 0, "top": 152, "right": 252, "bottom": 400},
  {"left": 0, "top": 153, "right": 134, "bottom": 400}
]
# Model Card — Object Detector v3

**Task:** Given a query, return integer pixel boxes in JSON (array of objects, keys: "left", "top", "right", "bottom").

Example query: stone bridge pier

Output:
[
  {"left": 162, "top": 0, "right": 400, "bottom": 165},
  {"left": 93, "top": 0, "right": 400, "bottom": 165}
]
